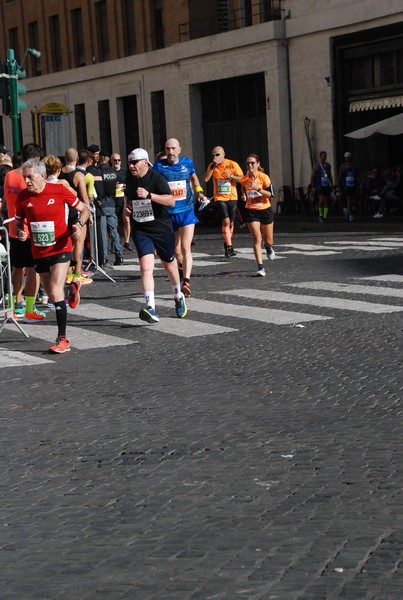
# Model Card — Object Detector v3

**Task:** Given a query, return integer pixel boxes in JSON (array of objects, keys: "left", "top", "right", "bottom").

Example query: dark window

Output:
[
  {"left": 98, "top": 100, "right": 112, "bottom": 153},
  {"left": 153, "top": 1, "right": 164, "bottom": 49},
  {"left": 122, "top": 0, "right": 136, "bottom": 55},
  {"left": 8, "top": 28, "right": 19, "bottom": 62},
  {"left": 349, "top": 56, "right": 373, "bottom": 91},
  {"left": 151, "top": 91, "right": 166, "bottom": 155},
  {"left": 200, "top": 73, "right": 268, "bottom": 183},
  {"left": 217, "top": 0, "right": 229, "bottom": 33},
  {"left": 202, "top": 74, "right": 266, "bottom": 123},
  {"left": 49, "top": 15, "right": 62, "bottom": 72},
  {"left": 122, "top": 95, "right": 140, "bottom": 152},
  {"left": 75, "top": 104, "right": 87, "bottom": 150},
  {"left": 27, "top": 22, "right": 41, "bottom": 76},
  {"left": 95, "top": 1, "right": 110, "bottom": 61},
  {"left": 71, "top": 8, "right": 86, "bottom": 67}
]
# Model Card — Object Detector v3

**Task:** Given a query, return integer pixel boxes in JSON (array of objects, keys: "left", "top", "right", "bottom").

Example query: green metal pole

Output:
[{"left": 7, "top": 49, "right": 21, "bottom": 153}]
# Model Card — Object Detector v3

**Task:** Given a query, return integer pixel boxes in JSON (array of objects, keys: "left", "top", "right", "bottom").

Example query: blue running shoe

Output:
[
  {"left": 175, "top": 295, "right": 187, "bottom": 319},
  {"left": 139, "top": 306, "right": 159, "bottom": 324}
]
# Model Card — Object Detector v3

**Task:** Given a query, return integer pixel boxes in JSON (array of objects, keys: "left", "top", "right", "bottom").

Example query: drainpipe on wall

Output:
[{"left": 280, "top": 9, "right": 295, "bottom": 190}]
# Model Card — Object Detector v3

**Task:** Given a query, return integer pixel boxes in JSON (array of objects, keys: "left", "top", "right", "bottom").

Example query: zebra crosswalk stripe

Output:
[
  {"left": 0, "top": 346, "right": 53, "bottom": 367},
  {"left": 75, "top": 303, "right": 237, "bottom": 338},
  {"left": 5, "top": 322, "right": 137, "bottom": 349},
  {"left": 157, "top": 296, "right": 331, "bottom": 325},
  {"left": 290, "top": 281, "right": 403, "bottom": 299},
  {"left": 359, "top": 275, "right": 403, "bottom": 283},
  {"left": 218, "top": 289, "right": 403, "bottom": 314}
]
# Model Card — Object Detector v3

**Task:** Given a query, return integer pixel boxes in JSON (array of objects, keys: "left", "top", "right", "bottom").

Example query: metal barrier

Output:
[{"left": 0, "top": 225, "right": 29, "bottom": 337}]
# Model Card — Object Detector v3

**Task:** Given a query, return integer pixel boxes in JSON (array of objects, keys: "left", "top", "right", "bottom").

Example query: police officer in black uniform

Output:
[{"left": 99, "top": 150, "right": 124, "bottom": 266}]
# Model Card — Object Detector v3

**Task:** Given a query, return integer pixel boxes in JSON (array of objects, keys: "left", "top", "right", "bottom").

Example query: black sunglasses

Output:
[
  {"left": 212, "top": 153, "right": 221, "bottom": 157},
  {"left": 246, "top": 161, "right": 256, "bottom": 165},
  {"left": 129, "top": 159, "right": 142, "bottom": 165}
]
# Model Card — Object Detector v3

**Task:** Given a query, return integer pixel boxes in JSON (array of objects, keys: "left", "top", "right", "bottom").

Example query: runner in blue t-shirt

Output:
[{"left": 153, "top": 138, "right": 207, "bottom": 297}]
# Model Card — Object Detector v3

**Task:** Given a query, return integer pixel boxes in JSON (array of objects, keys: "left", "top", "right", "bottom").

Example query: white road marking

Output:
[
  {"left": 0, "top": 347, "right": 53, "bottom": 368},
  {"left": 218, "top": 289, "right": 403, "bottom": 314},
  {"left": 5, "top": 322, "right": 137, "bottom": 349},
  {"left": 76, "top": 303, "right": 237, "bottom": 338},
  {"left": 290, "top": 281, "right": 403, "bottom": 299},
  {"left": 324, "top": 240, "right": 403, "bottom": 247},
  {"left": 359, "top": 275, "right": 403, "bottom": 283},
  {"left": 158, "top": 296, "right": 331, "bottom": 325},
  {"left": 277, "top": 250, "right": 340, "bottom": 256}
]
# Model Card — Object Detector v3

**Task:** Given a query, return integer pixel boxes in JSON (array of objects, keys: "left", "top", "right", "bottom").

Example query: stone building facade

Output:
[{"left": 0, "top": 0, "right": 402, "bottom": 193}]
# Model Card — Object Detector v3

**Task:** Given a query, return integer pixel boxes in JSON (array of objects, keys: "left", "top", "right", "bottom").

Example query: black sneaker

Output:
[
  {"left": 124, "top": 242, "right": 135, "bottom": 252},
  {"left": 114, "top": 256, "right": 124, "bottom": 266},
  {"left": 224, "top": 243, "right": 237, "bottom": 258}
]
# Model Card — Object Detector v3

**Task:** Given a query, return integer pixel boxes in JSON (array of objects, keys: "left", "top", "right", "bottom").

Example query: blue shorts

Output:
[
  {"left": 170, "top": 207, "right": 199, "bottom": 232},
  {"left": 133, "top": 229, "right": 175, "bottom": 263}
]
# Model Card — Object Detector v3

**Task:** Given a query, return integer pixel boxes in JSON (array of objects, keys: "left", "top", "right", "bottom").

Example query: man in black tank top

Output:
[{"left": 59, "top": 147, "right": 91, "bottom": 284}]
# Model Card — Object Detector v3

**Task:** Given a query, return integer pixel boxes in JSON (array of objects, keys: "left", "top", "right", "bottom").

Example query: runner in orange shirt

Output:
[
  {"left": 239, "top": 153, "right": 275, "bottom": 277},
  {"left": 3, "top": 143, "right": 45, "bottom": 321},
  {"left": 204, "top": 146, "right": 243, "bottom": 257}
]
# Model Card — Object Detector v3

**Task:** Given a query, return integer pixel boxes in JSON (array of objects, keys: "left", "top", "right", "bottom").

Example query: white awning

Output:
[
  {"left": 349, "top": 96, "right": 403, "bottom": 112},
  {"left": 344, "top": 113, "right": 403, "bottom": 139}
]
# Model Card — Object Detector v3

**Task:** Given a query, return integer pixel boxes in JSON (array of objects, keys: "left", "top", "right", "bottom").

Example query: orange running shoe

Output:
[
  {"left": 23, "top": 309, "right": 46, "bottom": 323},
  {"left": 49, "top": 337, "right": 70, "bottom": 353},
  {"left": 67, "top": 280, "right": 81, "bottom": 309}
]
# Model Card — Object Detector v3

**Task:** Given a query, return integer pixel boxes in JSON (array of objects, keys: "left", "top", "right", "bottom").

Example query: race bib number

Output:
[
  {"left": 132, "top": 199, "right": 155, "bottom": 222},
  {"left": 217, "top": 179, "right": 231, "bottom": 195},
  {"left": 168, "top": 180, "right": 186, "bottom": 201},
  {"left": 246, "top": 189, "right": 263, "bottom": 206},
  {"left": 346, "top": 175, "right": 354, "bottom": 187},
  {"left": 30, "top": 221, "right": 56, "bottom": 247},
  {"left": 320, "top": 175, "right": 329, "bottom": 187}
]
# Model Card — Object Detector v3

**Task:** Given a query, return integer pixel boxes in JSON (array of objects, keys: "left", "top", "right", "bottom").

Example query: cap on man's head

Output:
[
  {"left": 344, "top": 152, "right": 352, "bottom": 158},
  {"left": 87, "top": 144, "right": 100, "bottom": 153},
  {"left": 99, "top": 149, "right": 110, "bottom": 157},
  {"left": 128, "top": 148, "right": 153, "bottom": 166},
  {"left": 0, "top": 144, "right": 9, "bottom": 153}
]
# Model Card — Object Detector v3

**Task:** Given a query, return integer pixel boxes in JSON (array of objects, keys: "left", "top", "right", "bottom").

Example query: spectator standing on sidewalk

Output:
[
  {"left": 338, "top": 152, "right": 359, "bottom": 222},
  {"left": 111, "top": 152, "right": 133, "bottom": 251},
  {"left": 310, "top": 150, "right": 333, "bottom": 223},
  {"left": 99, "top": 152, "right": 124, "bottom": 266}
]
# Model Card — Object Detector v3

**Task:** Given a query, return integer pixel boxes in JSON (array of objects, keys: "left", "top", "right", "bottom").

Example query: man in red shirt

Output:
[{"left": 15, "top": 159, "right": 91, "bottom": 353}]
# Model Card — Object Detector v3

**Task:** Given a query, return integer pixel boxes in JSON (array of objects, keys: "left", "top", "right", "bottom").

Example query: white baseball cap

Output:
[
  {"left": 128, "top": 148, "right": 153, "bottom": 166},
  {"left": 344, "top": 152, "right": 352, "bottom": 158}
]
